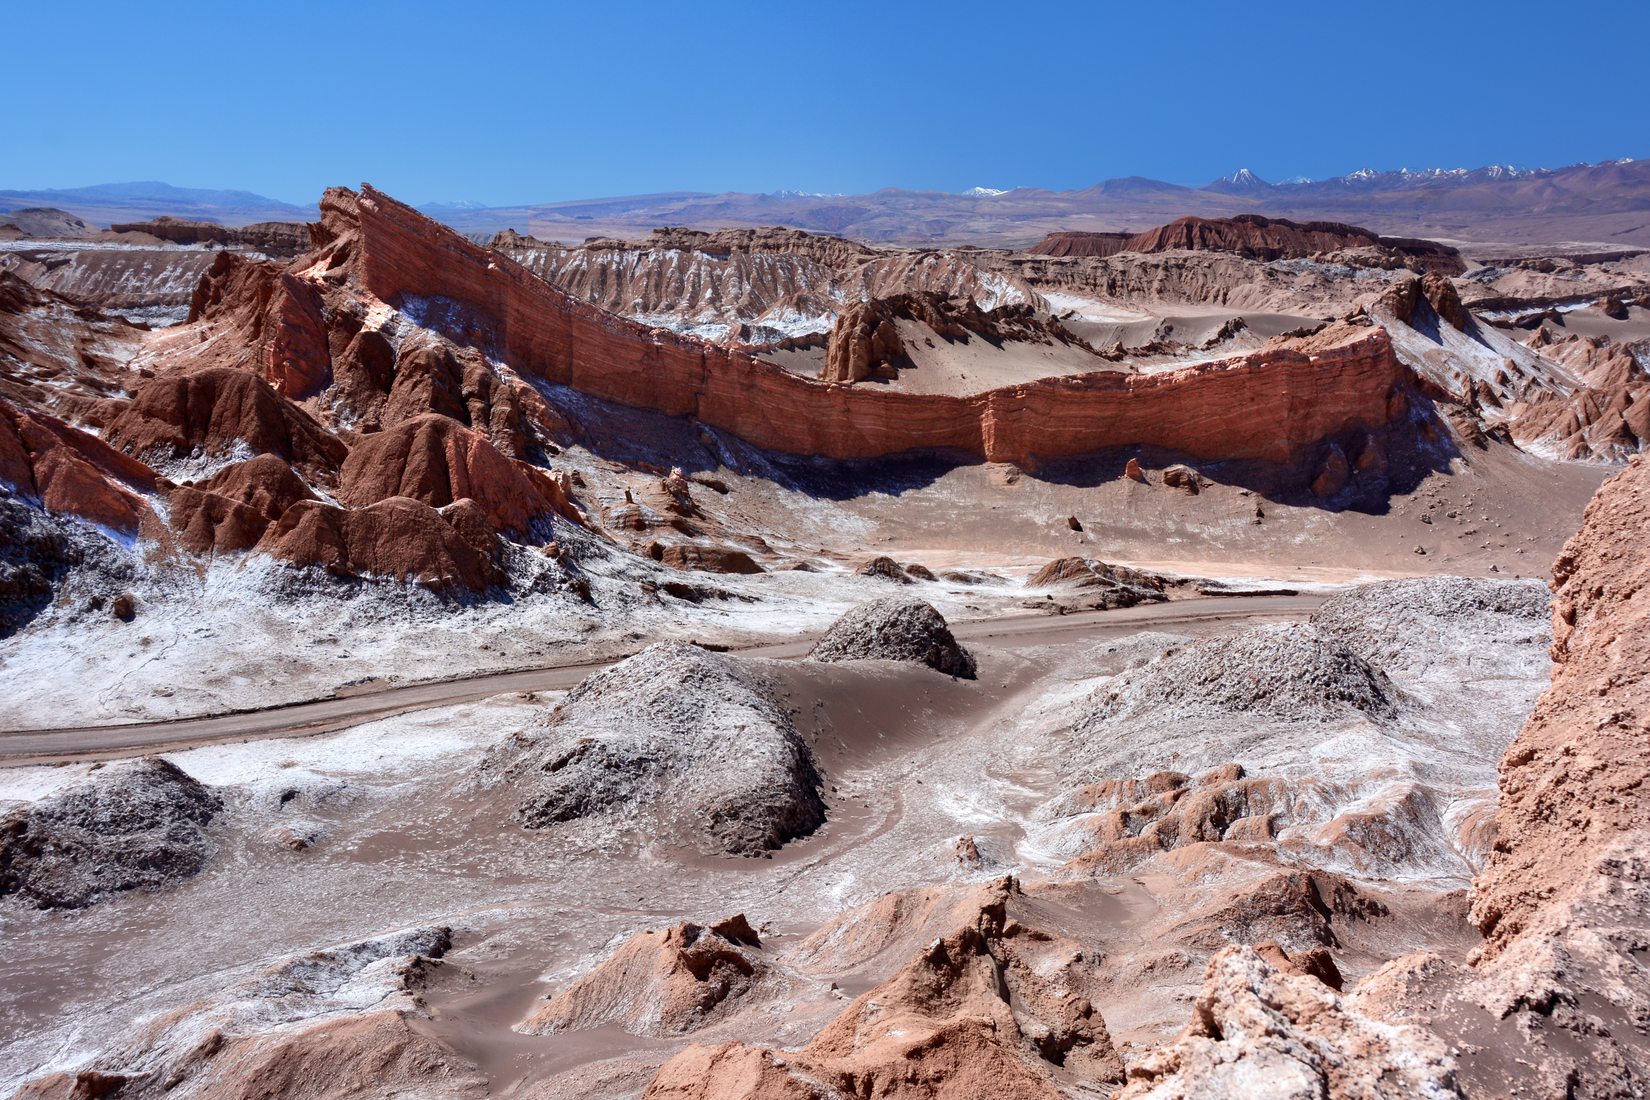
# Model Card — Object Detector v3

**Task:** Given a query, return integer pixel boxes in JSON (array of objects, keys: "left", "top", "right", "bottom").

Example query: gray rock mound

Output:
[
  {"left": 1310, "top": 576, "right": 1549, "bottom": 677},
  {"left": 1, "top": 757, "right": 221, "bottom": 909},
  {"left": 1085, "top": 624, "right": 1399, "bottom": 728},
  {"left": 500, "top": 643, "right": 825, "bottom": 856},
  {"left": 810, "top": 597, "right": 977, "bottom": 678}
]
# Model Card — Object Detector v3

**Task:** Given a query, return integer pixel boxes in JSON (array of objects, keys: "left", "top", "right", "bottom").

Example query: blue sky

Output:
[{"left": 5, "top": 0, "right": 1645, "bottom": 205}]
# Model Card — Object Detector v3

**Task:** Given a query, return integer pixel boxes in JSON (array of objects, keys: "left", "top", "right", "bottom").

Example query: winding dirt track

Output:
[{"left": 0, "top": 594, "right": 1321, "bottom": 764}]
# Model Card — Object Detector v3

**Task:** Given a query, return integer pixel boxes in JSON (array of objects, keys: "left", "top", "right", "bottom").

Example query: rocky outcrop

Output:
[
  {"left": 313, "top": 186, "right": 1414, "bottom": 469},
  {"left": 821, "top": 292, "right": 1094, "bottom": 384},
  {"left": 517, "top": 915, "right": 769, "bottom": 1037},
  {"left": 2, "top": 402, "right": 159, "bottom": 534},
  {"left": 0, "top": 758, "right": 221, "bottom": 909},
  {"left": 1027, "top": 215, "right": 1464, "bottom": 274},
  {"left": 495, "top": 224, "right": 1041, "bottom": 347},
  {"left": 104, "top": 366, "right": 346, "bottom": 481},
  {"left": 495, "top": 644, "right": 826, "bottom": 856},
  {"left": 167, "top": 453, "right": 317, "bottom": 554},
  {"left": 810, "top": 598, "right": 976, "bottom": 678},
  {"left": 256, "top": 495, "right": 504, "bottom": 590},
  {"left": 108, "top": 217, "right": 312, "bottom": 257},
  {"left": 336, "top": 413, "right": 574, "bottom": 535},
  {"left": 1022, "top": 231, "right": 1134, "bottom": 258},
  {"left": 644, "top": 882, "right": 1123, "bottom": 1099},
  {"left": 1509, "top": 331, "right": 1650, "bottom": 460},
  {"left": 1026, "top": 557, "right": 1170, "bottom": 607},
  {"left": 649, "top": 542, "right": 764, "bottom": 574},
  {"left": 1470, "top": 456, "right": 1650, "bottom": 958},
  {"left": 1119, "top": 946, "right": 1464, "bottom": 1099}
]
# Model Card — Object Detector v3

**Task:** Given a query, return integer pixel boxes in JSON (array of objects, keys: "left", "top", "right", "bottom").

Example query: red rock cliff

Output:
[{"left": 315, "top": 187, "right": 1412, "bottom": 469}]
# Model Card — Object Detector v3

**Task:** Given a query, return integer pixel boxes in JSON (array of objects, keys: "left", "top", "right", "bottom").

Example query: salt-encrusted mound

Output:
[
  {"left": 810, "top": 597, "right": 977, "bottom": 678},
  {"left": 1310, "top": 575, "right": 1549, "bottom": 677},
  {"left": 500, "top": 643, "right": 825, "bottom": 856},
  {"left": 0, "top": 757, "right": 221, "bottom": 909},
  {"left": 1084, "top": 623, "right": 1399, "bottom": 728},
  {"left": 1119, "top": 945, "right": 1464, "bottom": 1099}
]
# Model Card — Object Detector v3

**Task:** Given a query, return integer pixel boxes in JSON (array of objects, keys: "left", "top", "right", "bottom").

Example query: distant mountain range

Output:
[
  {"left": 0, "top": 182, "right": 312, "bottom": 227},
  {"left": 4, "top": 158, "right": 1646, "bottom": 250},
  {"left": 415, "top": 157, "right": 1649, "bottom": 250}
]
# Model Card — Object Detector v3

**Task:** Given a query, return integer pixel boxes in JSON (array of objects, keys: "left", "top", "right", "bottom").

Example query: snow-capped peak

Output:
[
  {"left": 1226, "top": 168, "right": 1262, "bottom": 184},
  {"left": 962, "top": 186, "right": 1009, "bottom": 197},
  {"left": 1345, "top": 167, "right": 1380, "bottom": 181}
]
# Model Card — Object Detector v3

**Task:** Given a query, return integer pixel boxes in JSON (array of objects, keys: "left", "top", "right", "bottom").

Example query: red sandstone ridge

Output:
[
  {"left": 1027, "top": 215, "right": 1464, "bottom": 274},
  {"left": 286, "top": 186, "right": 1417, "bottom": 470}
]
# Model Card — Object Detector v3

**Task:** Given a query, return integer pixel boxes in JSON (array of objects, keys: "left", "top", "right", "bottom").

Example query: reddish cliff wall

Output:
[{"left": 328, "top": 186, "right": 1410, "bottom": 468}]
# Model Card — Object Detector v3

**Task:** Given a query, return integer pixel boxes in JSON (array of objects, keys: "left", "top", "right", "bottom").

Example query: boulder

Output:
[
  {"left": 0, "top": 758, "right": 221, "bottom": 909},
  {"left": 496, "top": 643, "right": 826, "bottom": 856},
  {"left": 1162, "top": 464, "right": 1200, "bottom": 493},
  {"left": 810, "top": 597, "right": 977, "bottom": 678}
]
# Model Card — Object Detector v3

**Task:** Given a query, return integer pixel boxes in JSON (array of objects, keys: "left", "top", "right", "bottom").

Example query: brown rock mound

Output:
[
  {"left": 644, "top": 883, "right": 1123, "bottom": 1099},
  {"left": 1, "top": 403, "right": 158, "bottom": 534},
  {"left": 336, "top": 413, "right": 574, "bottom": 535},
  {"left": 1027, "top": 557, "right": 1170, "bottom": 607},
  {"left": 650, "top": 543, "right": 764, "bottom": 574},
  {"left": 104, "top": 367, "right": 346, "bottom": 480},
  {"left": 517, "top": 915, "right": 768, "bottom": 1037},
  {"left": 168, "top": 454, "right": 316, "bottom": 554},
  {"left": 256, "top": 495, "right": 503, "bottom": 590}
]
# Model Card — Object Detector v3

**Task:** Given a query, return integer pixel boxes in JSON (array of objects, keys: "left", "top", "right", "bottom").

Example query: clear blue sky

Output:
[{"left": 6, "top": 0, "right": 1645, "bottom": 206}]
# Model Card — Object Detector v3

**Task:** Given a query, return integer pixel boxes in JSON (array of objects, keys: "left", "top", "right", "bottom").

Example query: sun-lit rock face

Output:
[{"left": 320, "top": 185, "right": 1413, "bottom": 469}]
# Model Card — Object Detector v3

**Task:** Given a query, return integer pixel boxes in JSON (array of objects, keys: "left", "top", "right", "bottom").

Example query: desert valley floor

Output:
[{"left": 0, "top": 184, "right": 1647, "bottom": 1098}]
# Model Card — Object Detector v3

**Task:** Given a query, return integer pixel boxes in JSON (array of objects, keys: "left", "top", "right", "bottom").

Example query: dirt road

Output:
[{"left": 0, "top": 593, "right": 1321, "bottom": 763}]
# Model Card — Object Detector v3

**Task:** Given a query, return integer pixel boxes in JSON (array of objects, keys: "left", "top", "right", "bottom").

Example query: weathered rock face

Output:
[
  {"left": 820, "top": 292, "right": 1094, "bottom": 384},
  {"left": 103, "top": 366, "right": 347, "bottom": 481},
  {"left": 495, "top": 644, "right": 826, "bottom": 856},
  {"left": 2, "top": 402, "right": 159, "bottom": 534},
  {"left": 644, "top": 882, "right": 1123, "bottom": 1100},
  {"left": 336, "top": 413, "right": 571, "bottom": 535},
  {"left": 0, "top": 758, "right": 221, "bottom": 909},
  {"left": 1511, "top": 331, "right": 1650, "bottom": 461},
  {"left": 651, "top": 542, "right": 764, "bottom": 574},
  {"left": 314, "top": 186, "right": 1414, "bottom": 469},
  {"left": 495, "top": 223, "right": 1041, "bottom": 346},
  {"left": 167, "top": 454, "right": 318, "bottom": 554},
  {"left": 517, "top": 914, "right": 769, "bottom": 1037},
  {"left": 1119, "top": 945, "right": 1464, "bottom": 1099},
  {"left": 108, "top": 216, "right": 312, "bottom": 257},
  {"left": 1471, "top": 456, "right": 1650, "bottom": 958},
  {"left": 256, "top": 495, "right": 504, "bottom": 590},
  {"left": 1027, "top": 215, "right": 1464, "bottom": 274},
  {"left": 1027, "top": 557, "right": 1170, "bottom": 607},
  {"left": 810, "top": 597, "right": 977, "bottom": 678}
]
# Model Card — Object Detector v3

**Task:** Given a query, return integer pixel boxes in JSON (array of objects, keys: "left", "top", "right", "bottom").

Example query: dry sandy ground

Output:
[{"left": 0, "top": 571, "right": 1545, "bottom": 1094}]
